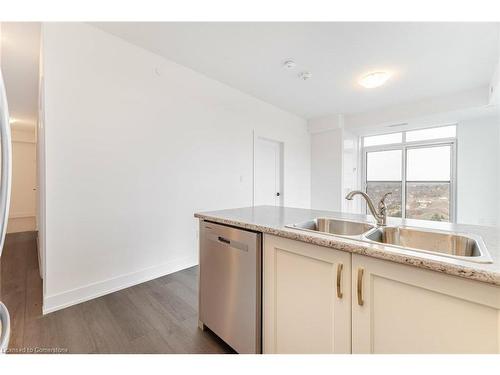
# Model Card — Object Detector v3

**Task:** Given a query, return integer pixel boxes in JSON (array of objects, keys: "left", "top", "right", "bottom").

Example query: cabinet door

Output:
[
  {"left": 263, "top": 234, "right": 351, "bottom": 353},
  {"left": 352, "top": 254, "right": 500, "bottom": 354}
]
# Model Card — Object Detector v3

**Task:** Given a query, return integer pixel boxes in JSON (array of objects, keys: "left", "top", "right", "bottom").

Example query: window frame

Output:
[{"left": 361, "top": 126, "right": 457, "bottom": 223}]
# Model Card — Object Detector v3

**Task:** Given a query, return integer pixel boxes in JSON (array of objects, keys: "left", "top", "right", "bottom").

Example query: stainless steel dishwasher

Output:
[{"left": 198, "top": 220, "right": 262, "bottom": 354}]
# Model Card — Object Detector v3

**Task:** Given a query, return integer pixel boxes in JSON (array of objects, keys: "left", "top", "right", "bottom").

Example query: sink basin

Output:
[
  {"left": 364, "top": 226, "right": 492, "bottom": 263},
  {"left": 287, "top": 218, "right": 375, "bottom": 237}
]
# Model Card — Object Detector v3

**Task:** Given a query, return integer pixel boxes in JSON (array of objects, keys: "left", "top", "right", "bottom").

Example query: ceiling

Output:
[
  {"left": 93, "top": 22, "right": 500, "bottom": 119},
  {"left": 0, "top": 22, "right": 40, "bottom": 126}
]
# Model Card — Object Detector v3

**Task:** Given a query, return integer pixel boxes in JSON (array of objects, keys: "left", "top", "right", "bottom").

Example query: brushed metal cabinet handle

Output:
[
  {"left": 357, "top": 267, "right": 364, "bottom": 306},
  {"left": 336, "top": 263, "right": 343, "bottom": 299}
]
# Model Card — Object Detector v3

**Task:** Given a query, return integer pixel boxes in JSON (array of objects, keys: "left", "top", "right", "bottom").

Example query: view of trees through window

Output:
[
  {"left": 366, "top": 182, "right": 402, "bottom": 217},
  {"left": 363, "top": 127, "right": 455, "bottom": 222},
  {"left": 406, "top": 182, "right": 450, "bottom": 221}
]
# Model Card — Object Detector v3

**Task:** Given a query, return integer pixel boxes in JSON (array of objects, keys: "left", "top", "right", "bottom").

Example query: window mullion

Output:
[{"left": 402, "top": 145, "right": 407, "bottom": 219}]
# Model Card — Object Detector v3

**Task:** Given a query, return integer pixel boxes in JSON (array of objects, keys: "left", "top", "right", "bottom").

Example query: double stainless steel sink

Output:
[{"left": 287, "top": 218, "right": 492, "bottom": 263}]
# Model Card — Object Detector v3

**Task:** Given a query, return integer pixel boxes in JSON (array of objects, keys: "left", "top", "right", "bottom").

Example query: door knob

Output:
[{"left": 276, "top": 192, "right": 280, "bottom": 197}]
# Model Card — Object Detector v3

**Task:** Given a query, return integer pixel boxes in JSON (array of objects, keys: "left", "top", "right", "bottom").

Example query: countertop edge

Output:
[{"left": 194, "top": 212, "right": 500, "bottom": 287}]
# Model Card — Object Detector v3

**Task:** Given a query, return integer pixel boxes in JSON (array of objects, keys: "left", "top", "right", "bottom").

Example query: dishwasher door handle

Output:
[
  {"left": 218, "top": 236, "right": 231, "bottom": 244},
  {"left": 206, "top": 233, "right": 249, "bottom": 252}
]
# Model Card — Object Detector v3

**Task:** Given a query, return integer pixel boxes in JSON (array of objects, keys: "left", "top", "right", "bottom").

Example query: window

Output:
[
  {"left": 365, "top": 150, "right": 403, "bottom": 217},
  {"left": 362, "top": 125, "right": 456, "bottom": 222},
  {"left": 363, "top": 132, "right": 402, "bottom": 147},
  {"left": 405, "top": 125, "right": 456, "bottom": 143},
  {"left": 406, "top": 145, "right": 452, "bottom": 221}
]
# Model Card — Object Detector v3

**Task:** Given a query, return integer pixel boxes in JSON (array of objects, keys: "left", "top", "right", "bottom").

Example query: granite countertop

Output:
[{"left": 194, "top": 205, "right": 500, "bottom": 286}]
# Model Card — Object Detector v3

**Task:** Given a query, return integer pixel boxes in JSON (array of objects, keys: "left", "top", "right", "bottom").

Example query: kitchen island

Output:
[{"left": 195, "top": 206, "right": 500, "bottom": 354}]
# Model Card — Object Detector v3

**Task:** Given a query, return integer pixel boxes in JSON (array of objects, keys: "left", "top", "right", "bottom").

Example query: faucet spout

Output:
[{"left": 345, "top": 190, "right": 390, "bottom": 226}]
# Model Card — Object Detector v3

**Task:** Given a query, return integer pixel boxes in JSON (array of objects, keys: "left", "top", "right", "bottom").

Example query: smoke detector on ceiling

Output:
[
  {"left": 283, "top": 60, "right": 297, "bottom": 70},
  {"left": 298, "top": 71, "right": 312, "bottom": 80}
]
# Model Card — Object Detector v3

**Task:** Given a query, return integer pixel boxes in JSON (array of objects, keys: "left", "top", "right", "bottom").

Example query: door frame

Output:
[{"left": 252, "top": 132, "right": 284, "bottom": 207}]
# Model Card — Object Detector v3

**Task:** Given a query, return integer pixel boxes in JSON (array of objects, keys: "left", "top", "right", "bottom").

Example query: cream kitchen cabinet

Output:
[
  {"left": 352, "top": 254, "right": 500, "bottom": 354},
  {"left": 263, "top": 234, "right": 500, "bottom": 354},
  {"left": 263, "top": 234, "right": 352, "bottom": 354}
]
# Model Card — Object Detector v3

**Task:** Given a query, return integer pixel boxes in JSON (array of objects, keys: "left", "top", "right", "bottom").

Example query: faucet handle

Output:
[
  {"left": 380, "top": 192, "right": 392, "bottom": 203},
  {"left": 377, "top": 192, "right": 392, "bottom": 226},
  {"left": 378, "top": 192, "right": 392, "bottom": 210}
]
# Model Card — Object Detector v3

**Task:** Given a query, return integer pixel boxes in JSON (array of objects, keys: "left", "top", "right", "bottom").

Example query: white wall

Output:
[
  {"left": 41, "top": 23, "right": 310, "bottom": 313},
  {"left": 498, "top": 93, "right": 500, "bottom": 227},
  {"left": 310, "top": 128, "right": 343, "bottom": 212},
  {"left": 37, "top": 34, "right": 46, "bottom": 280},
  {"left": 342, "top": 129, "right": 362, "bottom": 213},
  {"left": 457, "top": 116, "right": 499, "bottom": 226},
  {"left": 345, "top": 87, "right": 489, "bottom": 130},
  {"left": 495, "top": 28, "right": 500, "bottom": 225},
  {"left": 309, "top": 114, "right": 363, "bottom": 214}
]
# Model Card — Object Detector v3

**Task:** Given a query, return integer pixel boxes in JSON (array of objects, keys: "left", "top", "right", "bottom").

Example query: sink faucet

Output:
[{"left": 345, "top": 191, "right": 392, "bottom": 226}]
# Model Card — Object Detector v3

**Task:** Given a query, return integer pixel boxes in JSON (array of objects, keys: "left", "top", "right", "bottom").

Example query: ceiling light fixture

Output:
[
  {"left": 358, "top": 71, "right": 391, "bottom": 88},
  {"left": 283, "top": 60, "right": 296, "bottom": 70},
  {"left": 298, "top": 71, "right": 312, "bottom": 80},
  {"left": 9, "top": 118, "right": 18, "bottom": 124}
]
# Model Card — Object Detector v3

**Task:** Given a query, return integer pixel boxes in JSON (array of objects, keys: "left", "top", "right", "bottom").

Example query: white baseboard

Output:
[{"left": 42, "top": 256, "right": 198, "bottom": 314}]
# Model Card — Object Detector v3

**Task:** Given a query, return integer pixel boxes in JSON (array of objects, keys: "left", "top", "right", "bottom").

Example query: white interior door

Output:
[
  {"left": 254, "top": 137, "right": 282, "bottom": 206},
  {"left": 8, "top": 140, "right": 37, "bottom": 233}
]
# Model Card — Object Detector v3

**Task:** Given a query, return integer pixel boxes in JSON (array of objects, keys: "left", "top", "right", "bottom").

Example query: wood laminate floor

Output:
[{"left": 0, "top": 232, "right": 234, "bottom": 354}]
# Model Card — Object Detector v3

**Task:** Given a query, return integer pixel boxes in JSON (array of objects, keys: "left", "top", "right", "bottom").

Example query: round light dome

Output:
[{"left": 358, "top": 71, "right": 391, "bottom": 88}]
